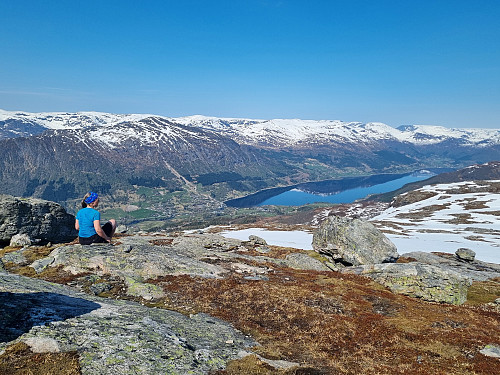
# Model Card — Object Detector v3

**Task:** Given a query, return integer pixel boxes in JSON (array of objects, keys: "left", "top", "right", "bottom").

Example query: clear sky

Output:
[{"left": 1, "top": 0, "right": 499, "bottom": 128}]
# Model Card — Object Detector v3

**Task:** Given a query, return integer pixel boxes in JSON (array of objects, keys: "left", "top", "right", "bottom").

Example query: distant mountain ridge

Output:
[
  {"left": 2, "top": 109, "right": 499, "bottom": 147},
  {"left": 1, "top": 109, "right": 500, "bottom": 211}
]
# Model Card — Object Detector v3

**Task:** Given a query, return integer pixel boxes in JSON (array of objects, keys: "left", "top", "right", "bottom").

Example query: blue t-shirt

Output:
[{"left": 76, "top": 207, "right": 100, "bottom": 238}]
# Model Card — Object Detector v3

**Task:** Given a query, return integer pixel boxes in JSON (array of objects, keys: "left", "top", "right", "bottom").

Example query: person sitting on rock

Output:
[{"left": 75, "top": 192, "right": 116, "bottom": 245}]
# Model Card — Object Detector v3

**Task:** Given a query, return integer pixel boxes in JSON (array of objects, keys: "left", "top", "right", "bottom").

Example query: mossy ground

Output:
[
  {"left": 3, "top": 241, "right": 500, "bottom": 374},
  {"left": 0, "top": 342, "right": 80, "bottom": 375},
  {"left": 149, "top": 268, "right": 500, "bottom": 374}
]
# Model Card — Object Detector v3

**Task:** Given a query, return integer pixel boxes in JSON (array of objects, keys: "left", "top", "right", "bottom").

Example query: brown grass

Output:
[
  {"left": 149, "top": 267, "right": 500, "bottom": 374},
  {"left": 0, "top": 342, "right": 80, "bottom": 375}
]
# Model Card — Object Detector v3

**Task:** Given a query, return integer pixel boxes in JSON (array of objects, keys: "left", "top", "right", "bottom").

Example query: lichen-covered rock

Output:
[
  {"left": 10, "top": 233, "right": 32, "bottom": 247},
  {"left": 342, "top": 263, "right": 472, "bottom": 305},
  {"left": 313, "top": 216, "right": 399, "bottom": 266},
  {"left": 401, "top": 251, "right": 500, "bottom": 281},
  {"left": 480, "top": 344, "right": 500, "bottom": 359},
  {"left": 248, "top": 235, "right": 267, "bottom": 246},
  {"left": 0, "top": 194, "right": 77, "bottom": 245},
  {"left": 0, "top": 272, "right": 256, "bottom": 374},
  {"left": 455, "top": 248, "right": 476, "bottom": 262},
  {"left": 283, "top": 253, "right": 330, "bottom": 271}
]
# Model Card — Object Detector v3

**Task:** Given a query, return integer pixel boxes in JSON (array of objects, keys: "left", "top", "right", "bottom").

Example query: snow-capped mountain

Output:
[
  {"left": 1, "top": 109, "right": 499, "bottom": 148},
  {"left": 0, "top": 109, "right": 153, "bottom": 138},
  {"left": 1, "top": 109, "right": 499, "bottom": 206},
  {"left": 174, "top": 115, "right": 500, "bottom": 148}
]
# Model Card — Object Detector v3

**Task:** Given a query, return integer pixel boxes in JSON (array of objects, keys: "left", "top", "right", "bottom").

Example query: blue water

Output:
[{"left": 257, "top": 174, "right": 431, "bottom": 206}]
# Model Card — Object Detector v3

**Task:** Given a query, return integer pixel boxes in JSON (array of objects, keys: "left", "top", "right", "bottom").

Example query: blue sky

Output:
[{"left": 1, "top": 0, "right": 499, "bottom": 128}]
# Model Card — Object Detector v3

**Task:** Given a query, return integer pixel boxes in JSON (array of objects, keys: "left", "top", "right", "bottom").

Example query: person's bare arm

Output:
[
  {"left": 75, "top": 219, "right": 80, "bottom": 231},
  {"left": 93, "top": 220, "right": 111, "bottom": 242}
]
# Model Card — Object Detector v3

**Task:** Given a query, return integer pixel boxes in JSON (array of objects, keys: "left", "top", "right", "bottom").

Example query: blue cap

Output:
[{"left": 84, "top": 192, "right": 99, "bottom": 204}]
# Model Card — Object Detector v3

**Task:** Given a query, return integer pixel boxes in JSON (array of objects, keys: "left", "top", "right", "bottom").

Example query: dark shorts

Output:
[{"left": 79, "top": 222, "right": 113, "bottom": 245}]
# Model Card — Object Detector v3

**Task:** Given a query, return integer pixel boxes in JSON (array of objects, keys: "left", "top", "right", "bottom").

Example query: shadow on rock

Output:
[{"left": 0, "top": 292, "right": 100, "bottom": 343}]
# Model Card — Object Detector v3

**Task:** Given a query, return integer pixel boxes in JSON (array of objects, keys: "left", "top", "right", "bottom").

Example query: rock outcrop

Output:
[
  {"left": 399, "top": 251, "right": 500, "bottom": 281},
  {"left": 340, "top": 251, "right": 500, "bottom": 304},
  {"left": 0, "top": 272, "right": 256, "bottom": 374},
  {"left": 341, "top": 263, "right": 472, "bottom": 305},
  {"left": 312, "top": 216, "right": 399, "bottom": 266},
  {"left": 0, "top": 195, "right": 77, "bottom": 245}
]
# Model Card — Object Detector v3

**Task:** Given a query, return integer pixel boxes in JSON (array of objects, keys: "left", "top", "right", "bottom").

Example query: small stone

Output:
[
  {"left": 116, "top": 224, "right": 128, "bottom": 233},
  {"left": 23, "top": 337, "right": 61, "bottom": 353},
  {"left": 494, "top": 298, "right": 500, "bottom": 305},
  {"left": 455, "top": 248, "right": 475, "bottom": 262},
  {"left": 480, "top": 344, "right": 500, "bottom": 358},
  {"left": 122, "top": 245, "right": 133, "bottom": 253},
  {"left": 30, "top": 256, "right": 55, "bottom": 273},
  {"left": 10, "top": 233, "right": 32, "bottom": 247},
  {"left": 255, "top": 246, "right": 270, "bottom": 254}
]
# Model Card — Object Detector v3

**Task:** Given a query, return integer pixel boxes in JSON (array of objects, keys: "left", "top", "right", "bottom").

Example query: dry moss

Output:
[
  {"left": 0, "top": 342, "right": 80, "bottom": 375},
  {"left": 149, "top": 267, "right": 500, "bottom": 374},
  {"left": 466, "top": 280, "right": 500, "bottom": 305}
]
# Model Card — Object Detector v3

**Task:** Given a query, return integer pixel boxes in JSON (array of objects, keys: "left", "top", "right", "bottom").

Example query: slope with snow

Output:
[
  {"left": 371, "top": 181, "right": 500, "bottom": 263},
  {"left": 2, "top": 109, "right": 499, "bottom": 148}
]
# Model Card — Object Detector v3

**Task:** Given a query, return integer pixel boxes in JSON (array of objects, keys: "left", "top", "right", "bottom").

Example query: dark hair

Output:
[{"left": 81, "top": 192, "right": 91, "bottom": 208}]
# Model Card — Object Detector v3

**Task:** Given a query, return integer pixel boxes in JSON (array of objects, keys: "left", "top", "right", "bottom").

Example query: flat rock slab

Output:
[
  {"left": 0, "top": 272, "right": 256, "bottom": 374},
  {"left": 342, "top": 262, "right": 472, "bottom": 305},
  {"left": 402, "top": 251, "right": 500, "bottom": 281}
]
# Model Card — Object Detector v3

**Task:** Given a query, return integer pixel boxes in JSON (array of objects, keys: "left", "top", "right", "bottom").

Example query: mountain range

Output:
[{"left": 1, "top": 109, "right": 499, "bottom": 212}]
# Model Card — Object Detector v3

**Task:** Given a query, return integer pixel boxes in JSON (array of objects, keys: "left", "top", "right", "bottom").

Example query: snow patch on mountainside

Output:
[
  {"left": 371, "top": 181, "right": 500, "bottom": 263},
  {"left": 0, "top": 109, "right": 155, "bottom": 130}
]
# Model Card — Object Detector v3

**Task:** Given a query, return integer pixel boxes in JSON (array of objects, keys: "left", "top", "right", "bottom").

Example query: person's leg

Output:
[
  {"left": 109, "top": 219, "right": 116, "bottom": 237},
  {"left": 101, "top": 220, "right": 117, "bottom": 239}
]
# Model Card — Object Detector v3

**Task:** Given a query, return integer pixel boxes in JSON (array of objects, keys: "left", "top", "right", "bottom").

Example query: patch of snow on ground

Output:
[
  {"left": 220, "top": 228, "right": 313, "bottom": 250},
  {"left": 371, "top": 181, "right": 500, "bottom": 264}
]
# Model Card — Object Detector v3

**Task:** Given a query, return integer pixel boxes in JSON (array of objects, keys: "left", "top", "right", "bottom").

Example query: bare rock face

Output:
[
  {"left": 0, "top": 194, "right": 77, "bottom": 245},
  {"left": 0, "top": 272, "right": 256, "bottom": 374},
  {"left": 312, "top": 216, "right": 399, "bottom": 266},
  {"left": 342, "top": 263, "right": 472, "bottom": 305}
]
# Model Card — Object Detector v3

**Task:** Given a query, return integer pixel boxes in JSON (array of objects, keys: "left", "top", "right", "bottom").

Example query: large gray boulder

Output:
[
  {"left": 0, "top": 272, "right": 256, "bottom": 374},
  {"left": 0, "top": 194, "right": 77, "bottom": 244},
  {"left": 342, "top": 263, "right": 472, "bottom": 305},
  {"left": 313, "top": 216, "right": 399, "bottom": 266}
]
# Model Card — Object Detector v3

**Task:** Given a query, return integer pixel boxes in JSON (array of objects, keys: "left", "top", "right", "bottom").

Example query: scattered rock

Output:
[
  {"left": 342, "top": 263, "right": 472, "bottom": 304},
  {"left": 248, "top": 235, "right": 267, "bottom": 246},
  {"left": 313, "top": 216, "right": 399, "bottom": 266},
  {"left": 1, "top": 249, "right": 29, "bottom": 266},
  {"left": 30, "top": 256, "right": 55, "bottom": 274},
  {"left": 124, "top": 276, "right": 166, "bottom": 300},
  {"left": 0, "top": 194, "right": 77, "bottom": 245},
  {"left": 495, "top": 298, "right": 500, "bottom": 305},
  {"left": 480, "top": 344, "right": 500, "bottom": 359},
  {"left": 255, "top": 245, "right": 270, "bottom": 253},
  {"left": 455, "top": 248, "right": 476, "bottom": 262},
  {"left": 121, "top": 244, "right": 133, "bottom": 253},
  {"left": 116, "top": 224, "right": 128, "bottom": 233},
  {"left": 9, "top": 233, "right": 32, "bottom": 247},
  {"left": 283, "top": 252, "right": 330, "bottom": 271},
  {"left": 23, "top": 337, "right": 61, "bottom": 353}
]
